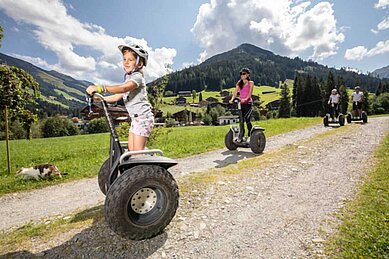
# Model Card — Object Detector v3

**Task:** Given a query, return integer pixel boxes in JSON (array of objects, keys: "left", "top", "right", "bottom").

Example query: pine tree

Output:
[
  {"left": 278, "top": 83, "right": 291, "bottom": 118},
  {"left": 376, "top": 81, "right": 383, "bottom": 96},
  {"left": 295, "top": 74, "right": 305, "bottom": 117},
  {"left": 325, "top": 71, "right": 336, "bottom": 97},
  {"left": 363, "top": 89, "right": 371, "bottom": 114},
  {"left": 339, "top": 85, "right": 349, "bottom": 114}
]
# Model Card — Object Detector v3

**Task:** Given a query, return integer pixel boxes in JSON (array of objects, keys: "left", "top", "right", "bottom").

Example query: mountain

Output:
[
  {"left": 0, "top": 53, "right": 92, "bottom": 116},
  {"left": 373, "top": 65, "right": 389, "bottom": 79},
  {"left": 152, "top": 43, "right": 387, "bottom": 93}
]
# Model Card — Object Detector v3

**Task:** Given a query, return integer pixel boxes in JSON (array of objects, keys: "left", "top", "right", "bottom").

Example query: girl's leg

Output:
[
  {"left": 128, "top": 132, "right": 134, "bottom": 151},
  {"left": 243, "top": 104, "right": 253, "bottom": 136},
  {"left": 133, "top": 135, "right": 147, "bottom": 151}
]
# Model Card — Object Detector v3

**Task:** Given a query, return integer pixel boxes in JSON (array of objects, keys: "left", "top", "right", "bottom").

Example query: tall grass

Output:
[{"left": 0, "top": 117, "right": 320, "bottom": 195}]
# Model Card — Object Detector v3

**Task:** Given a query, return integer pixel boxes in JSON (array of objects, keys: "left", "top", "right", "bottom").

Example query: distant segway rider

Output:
[
  {"left": 328, "top": 88, "right": 340, "bottom": 120},
  {"left": 351, "top": 86, "right": 364, "bottom": 118},
  {"left": 86, "top": 44, "right": 154, "bottom": 151},
  {"left": 229, "top": 68, "right": 254, "bottom": 142}
]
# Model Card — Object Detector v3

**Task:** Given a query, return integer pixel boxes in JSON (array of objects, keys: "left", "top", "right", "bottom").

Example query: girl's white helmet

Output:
[
  {"left": 118, "top": 44, "right": 148, "bottom": 66},
  {"left": 332, "top": 88, "right": 337, "bottom": 93}
]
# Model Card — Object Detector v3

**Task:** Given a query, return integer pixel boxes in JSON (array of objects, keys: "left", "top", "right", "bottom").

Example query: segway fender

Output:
[
  {"left": 252, "top": 126, "right": 265, "bottom": 132},
  {"left": 230, "top": 126, "right": 239, "bottom": 134},
  {"left": 119, "top": 156, "right": 178, "bottom": 171}
]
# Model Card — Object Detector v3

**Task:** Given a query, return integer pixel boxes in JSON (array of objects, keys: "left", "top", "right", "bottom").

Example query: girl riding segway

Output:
[{"left": 229, "top": 68, "right": 254, "bottom": 142}]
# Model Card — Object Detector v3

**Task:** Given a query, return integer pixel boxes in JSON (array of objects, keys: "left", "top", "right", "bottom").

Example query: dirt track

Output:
[
  {"left": 1, "top": 116, "right": 388, "bottom": 258},
  {"left": 0, "top": 121, "right": 330, "bottom": 231}
]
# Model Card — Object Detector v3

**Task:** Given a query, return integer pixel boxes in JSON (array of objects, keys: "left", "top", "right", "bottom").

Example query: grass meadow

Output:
[{"left": 0, "top": 117, "right": 320, "bottom": 196}]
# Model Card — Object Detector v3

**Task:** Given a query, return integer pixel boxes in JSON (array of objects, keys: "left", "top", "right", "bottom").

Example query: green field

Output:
[{"left": 0, "top": 117, "right": 320, "bottom": 196}]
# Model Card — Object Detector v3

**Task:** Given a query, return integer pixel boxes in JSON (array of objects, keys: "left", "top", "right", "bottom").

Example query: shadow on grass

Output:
[
  {"left": 1, "top": 206, "right": 168, "bottom": 258},
  {"left": 213, "top": 149, "right": 261, "bottom": 168}
]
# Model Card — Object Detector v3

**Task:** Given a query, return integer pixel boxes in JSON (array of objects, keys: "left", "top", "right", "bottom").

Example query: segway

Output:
[
  {"left": 224, "top": 97, "right": 266, "bottom": 154},
  {"left": 323, "top": 102, "right": 345, "bottom": 127},
  {"left": 86, "top": 93, "right": 179, "bottom": 240},
  {"left": 347, "top": 102, "right": 368, "bottom": 123}
]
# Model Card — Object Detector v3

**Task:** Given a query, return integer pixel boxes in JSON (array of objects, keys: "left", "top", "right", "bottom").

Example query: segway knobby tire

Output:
[
  {"left": 339, "top": 115, "right": 345, "bottom": 126},
  {"left": 104, "top": 165, "right": 179, "bottom": 240},
  {"left": 98, "top": 158, "right": 110, "bottom": 195},
  {"left": 323, "top": 116, "right": 329, "bottom": 127},
  {"left": 249, "top": 131, "right": 266, "bottom": 154},
  {"left": 225, "top": 130, "right": 237, "bottom": 151},
  {"left": 362, "top": 113, "right": 368, "bottom": 123},
  {"left": 346, "top": 114, "right": 352, "bottom": 124}
]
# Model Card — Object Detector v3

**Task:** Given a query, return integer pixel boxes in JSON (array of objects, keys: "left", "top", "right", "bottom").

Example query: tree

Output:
[
  {"left": 41, "top": 116, "right": 79, "bottom": 138},
  {"left": 294, "top": 73, "right": 305, "bottom": 117},
  {"left": 362, "top": 89, "right": 371, "bottom": 114},
  {"left": 339, "top": 85, "right": 349, "bottom": 114},
  {"left": 325, "top": 71, "right": 336, "bottom": 98},
  {"left": 88, "top": 117, "right": 109, "bottom": 134},
  {"left": 199, "top": 92, "right": 203, "bottom": 102},
  {"left": 148, "top": 72, "right": 169, "bottom": 110},
  {"left": 191, "top": 90, "right": 197, "bottom": 103},
  {"left": 372, "top": 93, "right": 389, "bottom": 114},
  {"left": 278, "top": 83, "right": 291, "bottom": 118},
  {"left": 0, "top": 65, "right": 39, "bottom": 174}
]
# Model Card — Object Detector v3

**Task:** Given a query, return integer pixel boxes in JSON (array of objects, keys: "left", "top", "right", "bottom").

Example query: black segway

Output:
[
  {"left": 323, "top": 102, "right": 345, "bottom": 127},
  {"left": 347, "top": 102, "right": 368, "bottom": 123},
  {"left": 224, "top": 97, "right": 266, "bottom": 154},
  {"left": 86, "top": 93, "right": 179, "bottom": 240}
]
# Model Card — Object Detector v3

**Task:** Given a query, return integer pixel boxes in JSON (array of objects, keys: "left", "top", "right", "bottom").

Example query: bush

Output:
[
  {"left": 202, "top": 114, "right": 212, "bottom": 125},
  {"left": 372, "top": 93, "right": 389, "bottom": 114},
  {"left": 88, "top": 117, "right": 109, "bottom": 134},
  {"left": 165, "top": 118, "right": 176, "bottom": 128},
  {"left": 41, "top": 116, "right": 80, "bottom": 138}
]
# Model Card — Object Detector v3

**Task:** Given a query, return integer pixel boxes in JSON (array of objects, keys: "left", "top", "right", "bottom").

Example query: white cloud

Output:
[
  {"left": 191, "top": 0, "right": 344, "bottom": 62},
  {"left": 377, "top": 17, "right": 389, "bottom": 30},
  {"left": 345, "top": 40, "right": 389, "bottom": 60},
  {"left": 344, "top": 46, "right": 368, "bottom": 61},
  {"left": 375, "top": 0, "right": 389, "bottom": 9},
  {"left": 371, "top": 29, "right": 379, "bottom": 34},
  {"left": 0, "top": 0, "right": 176, "bottom": 83}
]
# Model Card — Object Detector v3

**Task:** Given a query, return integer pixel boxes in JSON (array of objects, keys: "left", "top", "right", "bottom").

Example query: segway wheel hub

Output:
[{"left": 131, "top": 188, "right": 158, "bottom": 214}]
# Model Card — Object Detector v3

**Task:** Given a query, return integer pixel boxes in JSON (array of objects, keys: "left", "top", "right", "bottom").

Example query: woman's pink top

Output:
[{"left": 238, "top": 83, "right": 252, "bottom": 103}]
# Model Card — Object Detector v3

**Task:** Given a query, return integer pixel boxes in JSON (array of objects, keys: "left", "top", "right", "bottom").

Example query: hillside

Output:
[
  {"left": 0, "top": 53, "right": 92, "bottom": 116},
  {"left": 373, "top": 65, "right": 389, "bottom": 79},
  {"left": 152, "top": 43, "right": 387, "bottom": 93}
]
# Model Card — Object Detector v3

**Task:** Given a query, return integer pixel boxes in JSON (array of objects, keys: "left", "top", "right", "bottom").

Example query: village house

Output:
[
  {"left": 218, "top": 115, "right": 239, "bottom": 125},
  {"left": 175, "top": 96, "right": 187, "bottom": 105}
]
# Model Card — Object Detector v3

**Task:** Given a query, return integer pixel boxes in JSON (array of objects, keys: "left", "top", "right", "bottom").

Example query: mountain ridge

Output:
[
  {"left": 151, "top": 43, "right": 386, "bottom": 94},
  {"left": 373, "top": 65, "right": 389, "bottom": 79},
  {"left": 0, "top": 53, "right": 92, "bottom": 116}
]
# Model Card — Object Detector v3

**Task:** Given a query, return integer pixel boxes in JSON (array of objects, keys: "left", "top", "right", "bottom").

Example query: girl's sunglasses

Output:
[{"left": 240, "top": 72, "right": 247, "bottom": 75}]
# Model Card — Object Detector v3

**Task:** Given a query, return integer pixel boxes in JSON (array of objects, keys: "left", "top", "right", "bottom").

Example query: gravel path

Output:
[
  {"left": 0, "top": 123, "right": 329, "bottom": 231},
  {"left": 1, "top": 117, "right": 388, "bottom": 258}
]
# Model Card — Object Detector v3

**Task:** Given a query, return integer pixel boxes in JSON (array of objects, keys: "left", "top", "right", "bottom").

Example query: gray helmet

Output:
[{"left": 118, "top": 44, "right": 148, "bottom": 66}]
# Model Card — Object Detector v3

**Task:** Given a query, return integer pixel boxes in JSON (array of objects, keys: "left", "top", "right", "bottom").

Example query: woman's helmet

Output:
[
  {"left": 118, "top": 44, "right": 148, "bottom": 66},
  {"left": 240, "top": 67, "right": 251, "bottom": 74},
  {"left": 332, "top": 88, "right": 337, "bottom": 94},
  {"left": 355, "top": 86, "right": 360, "bottom": 90}
]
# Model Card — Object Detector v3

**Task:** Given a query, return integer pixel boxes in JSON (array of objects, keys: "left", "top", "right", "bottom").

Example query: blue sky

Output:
[{"left": 0, "top": 0, "right": 388, "bottom": 85}]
